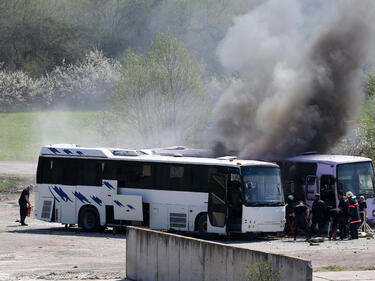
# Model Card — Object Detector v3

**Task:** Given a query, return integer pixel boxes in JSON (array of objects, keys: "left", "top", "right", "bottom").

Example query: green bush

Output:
[{"left": 242, "top": 261, "right": 280, "bottom": 281}]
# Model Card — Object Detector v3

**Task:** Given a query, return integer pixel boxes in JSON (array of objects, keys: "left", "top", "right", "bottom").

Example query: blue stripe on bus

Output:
[
  {"left": 48, "top": 186, "right": 60, "bottom": 202},
  {"left": 63, "top": 149, "right": 73, "bottom": 155},
  {"left": 53, "top": 186, "right": 72, "bottom": 202},
  {"left": 103, "top": 181, "right": 115, "bottom": 190},
  {"left": 73, "top": 191, "right": 90, "bottom": 204},
  {"left": 91, "top": 196, "right": 102, "bottom": 206},
  {"left": 127, "top": 204, "right": 135, "bottom": 210},
  {"left": 114, "top": 200, "right": 124, "bottom": 207},
  {"left": 48, "top": 147, "right": 60, "bottom": 154}
]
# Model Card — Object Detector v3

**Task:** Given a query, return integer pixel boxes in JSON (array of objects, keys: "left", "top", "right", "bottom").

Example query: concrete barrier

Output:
[{"left": 126, "top": 227, "right": 312, "bottom": 281}]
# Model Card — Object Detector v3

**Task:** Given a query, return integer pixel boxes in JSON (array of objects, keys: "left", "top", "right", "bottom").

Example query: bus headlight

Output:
[{"left": 372, "top": 210, "right": 375, "bottom": 217}]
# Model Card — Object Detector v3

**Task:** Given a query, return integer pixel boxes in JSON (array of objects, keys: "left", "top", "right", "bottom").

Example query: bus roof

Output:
[
  {"left": 40, "top": 144, "right": 278, "bottom": 168},
  {"left": 282, "top": 154, "right": 372, "bottom": 165}
]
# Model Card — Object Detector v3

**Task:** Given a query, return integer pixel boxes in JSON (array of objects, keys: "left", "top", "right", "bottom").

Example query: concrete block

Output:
[{"left": 125, "top": 227, "right": 312, "bottom": 281}]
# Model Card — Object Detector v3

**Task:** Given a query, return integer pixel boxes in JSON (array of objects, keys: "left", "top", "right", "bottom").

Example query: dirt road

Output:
[
  {"left": 1, "top": 160, "right": 375, "bottom": 279},
  {"left": 0, "top": 194, "right": 127, "bottom": 281},
  {"left": 0, "top": 161, "right": 36, "bottom": 177}
]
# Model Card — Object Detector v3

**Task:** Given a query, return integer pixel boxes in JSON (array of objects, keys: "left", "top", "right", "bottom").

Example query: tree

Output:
[
  {"left": 48, "top": 49, "right": 119, "bottom": 109},
  {"left": 366, "top": 73, "right": 375, "bottom": 98},
  {"left": 109, "top": 33, "right": 203, "bottom": 147},
  {"left": 0, "top": 0, "right": 95, "bottom": 77}
]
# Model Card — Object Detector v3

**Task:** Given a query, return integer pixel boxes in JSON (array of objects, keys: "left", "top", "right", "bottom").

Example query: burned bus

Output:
[{"left": 277, "top": 154, "right": 375, "bottom": 224}]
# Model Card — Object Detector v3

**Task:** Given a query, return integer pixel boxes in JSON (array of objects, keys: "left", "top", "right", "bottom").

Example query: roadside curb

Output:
[{"left": 314, "top": 270, "right": 375, "bottom": 280}]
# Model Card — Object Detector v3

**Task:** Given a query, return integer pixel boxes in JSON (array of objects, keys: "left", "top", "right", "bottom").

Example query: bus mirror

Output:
[{"left": 246, "top": 182, "right": 253, "bottom": 190}]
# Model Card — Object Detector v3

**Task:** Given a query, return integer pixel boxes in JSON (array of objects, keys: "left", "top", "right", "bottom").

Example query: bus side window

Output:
[
  {"left": 191, "top": 165, "right": 209, "bottom": 192},
  {"left": 36, "top": 157, "right": 44, "bottom": 184},
  {"left": 103, "top": 161, "right": 117, "bottom": 180},
  {"left": 82, "top": 160, "right": 102, "bottom": 186},
  {"left": 41, "top": 158, "right": 63, "bottom": 184},
  {"left": 117, "top": 163, "right": 152, "bottom": 189},
  {"left": 169, "top": 165, "right": 191, "bottom": 191},
  {"left": 62, "top": 159, "right": 80, "bottom": 186},
  {"left": 155, "top": 164, "right": 169, "bottom": 189}
]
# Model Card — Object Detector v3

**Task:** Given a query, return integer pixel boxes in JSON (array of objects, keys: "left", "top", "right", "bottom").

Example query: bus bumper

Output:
[{"left": 241, "top": 206, "right": 285, "bottom": 233}]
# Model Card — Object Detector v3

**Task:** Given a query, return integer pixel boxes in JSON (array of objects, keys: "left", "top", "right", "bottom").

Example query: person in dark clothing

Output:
[
  {"left": 359, "top": 196, "right": 367, "bottom": 223},
  {"left": 328, "top": 208, "right": 343, "bottom": 240},
  {"left": 346, "top": 191, "right": 361, "bottom": 239},
  {"left": 284, "top": 195, "right": 295, "bottom": 236},
  {"left": 293, "top": 201, "right": 309, "bottom": 241},
  {"left": 338, "top": 191, "right": 348, "bottom": 239},
  {"left": 309, "top": 193, "right": 327, "bottom": 238},
  {"left": 18, "top": 185, "right": 32, "bottom": 226}
]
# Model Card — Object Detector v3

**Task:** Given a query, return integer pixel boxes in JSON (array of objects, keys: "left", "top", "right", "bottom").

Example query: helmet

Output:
[
  {"left": 288, "top": 195, "right": 294, "bottom": 200},
  {"left": 346, "top": 191, "right": 354, "bottom": 198}
]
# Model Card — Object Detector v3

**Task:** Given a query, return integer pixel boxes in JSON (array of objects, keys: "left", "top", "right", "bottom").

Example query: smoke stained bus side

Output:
[{"left": 277, "top": 154, "right": 375, "bottom": 225}]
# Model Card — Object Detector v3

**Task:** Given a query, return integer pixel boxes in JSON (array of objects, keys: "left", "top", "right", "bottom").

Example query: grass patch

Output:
[
  {"left": 322, "top": 265, "right": 344, "bottom": 271},
  {"left": 0, "top": 179, "right": 16, "bottom": 192},
  {"left": 0, "top": 111, "right": 99, "bottom": 161},
  {"left": 360, "top": 266, "right": 375, "bottom": 270},
  {"left": 0, "top": 176, "right": 28, "bottom": 193}
]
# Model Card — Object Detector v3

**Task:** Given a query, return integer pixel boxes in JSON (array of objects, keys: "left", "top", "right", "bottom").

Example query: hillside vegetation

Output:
[{"left": 0, "top": 112, "right": 97, "bottom": 161}]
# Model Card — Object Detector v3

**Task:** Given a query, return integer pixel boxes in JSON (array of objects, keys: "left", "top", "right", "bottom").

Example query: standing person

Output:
[
  {"left": 309, "top": 193, "right": 327, "bottom": 238},
  {"left": 18, "top": 185, "right": 32, "bottom": 226},
  {"left": 346, "top": 191, "right": 361, "bottom": 239},
  {"left": 284, "top": 195, "right": 295, "bottom": 236},
  {"left": 293, "top": 201, "right": 309, "bottom": 241},
  {"left": 359, "top": 195, "right": 367, "bottom": 223},
  {"left": 338, "top": 191, "right": 348, "bottom": 239}
]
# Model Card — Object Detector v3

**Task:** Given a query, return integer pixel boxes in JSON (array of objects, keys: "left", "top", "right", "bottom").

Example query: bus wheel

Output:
[
  {"left": 80, "top": 208, "right": 99, "bottom": 232},
  {"left": 197, "top": 215, "right": 214, "bottom": 240}
]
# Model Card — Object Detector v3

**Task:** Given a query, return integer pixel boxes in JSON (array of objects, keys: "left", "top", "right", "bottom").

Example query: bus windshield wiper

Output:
[
  {"left": 246, "top": 202, "right": 283, "bottom": 206},
  {"left": 266, "top": 202, "right": 284, "bottom": 206}
]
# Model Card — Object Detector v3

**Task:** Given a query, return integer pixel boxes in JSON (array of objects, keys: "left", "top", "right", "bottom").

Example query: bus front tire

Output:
[
  {"left": 197, "top": 215, "right": 214, "bottom": 240},
  {"left": 80, "top": 208, "right": 99, "bottom": 232}
]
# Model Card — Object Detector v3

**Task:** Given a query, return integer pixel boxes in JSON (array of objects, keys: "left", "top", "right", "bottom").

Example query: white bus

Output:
[
  {"left": 277, "top": 154, "right": 375, "bottom": 224},
  {"left": 34, "top": 144, "right": 285, "bottom": 237}
]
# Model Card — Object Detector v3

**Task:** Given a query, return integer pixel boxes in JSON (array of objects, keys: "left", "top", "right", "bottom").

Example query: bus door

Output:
[
  {"left": 207, "top": 173, "right": 228, "bottom": 235},
  {"left": 320, "top": 175, "right": 336, "bottom": 208},
  {"left": 102, "top": 179, "right": 143, "bottom": 222},
  {"left": 305, "top": 175, "right": 318, "bottom": 207}
]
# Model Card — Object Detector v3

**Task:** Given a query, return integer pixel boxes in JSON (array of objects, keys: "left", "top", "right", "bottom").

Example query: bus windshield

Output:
[
  {"left": 337, "top": 162, "right": 375, "bottom": 197},
  {"left": 241, "top": 166, "right": 284, "bottom": 206}
]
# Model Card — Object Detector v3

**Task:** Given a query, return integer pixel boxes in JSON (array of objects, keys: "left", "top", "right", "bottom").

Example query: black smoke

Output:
[{"left": 211, "top": 0, "right": 375, "bottom": 159}]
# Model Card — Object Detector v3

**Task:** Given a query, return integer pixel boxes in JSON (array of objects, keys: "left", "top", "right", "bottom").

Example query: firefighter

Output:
[
  {"left": 346, "top": 191, "right": 361, "bottom": 239},
  {"left": 284, "top": 195, "right": 295, "bottom": 236},
  {"left": 338, "top": 191, "right": 348, "bottom": 239},
  {"left": 293, "top": 201, "right": 309, "bottom": 241},
  {"left": 309, "top": 193, "right": 327, "bottom": 238}
]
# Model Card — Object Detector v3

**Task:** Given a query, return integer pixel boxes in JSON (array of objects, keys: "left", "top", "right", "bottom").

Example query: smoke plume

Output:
[{"left": 212, "top": 0, "right": 375, "bottom": 159}]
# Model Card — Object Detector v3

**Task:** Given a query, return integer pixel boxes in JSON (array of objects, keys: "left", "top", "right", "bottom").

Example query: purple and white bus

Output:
[{"left": 277, "top": 154, "right": 375, "bottom": 224}]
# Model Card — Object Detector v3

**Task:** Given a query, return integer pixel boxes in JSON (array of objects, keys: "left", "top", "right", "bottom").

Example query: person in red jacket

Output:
[{"left": 346, "top": 191, "right": 361, "bottom": 239}]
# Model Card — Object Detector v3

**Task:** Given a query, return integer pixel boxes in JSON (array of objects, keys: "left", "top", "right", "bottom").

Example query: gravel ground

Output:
[
  {"left": 1, "top": 161, "right": 375, "bottom": 279},
  {"left": 0, "top": 193, "right": 128, "bottom": 281},
  {"left": 219, "top": 232, "right": 375, "bottom": 271}
]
